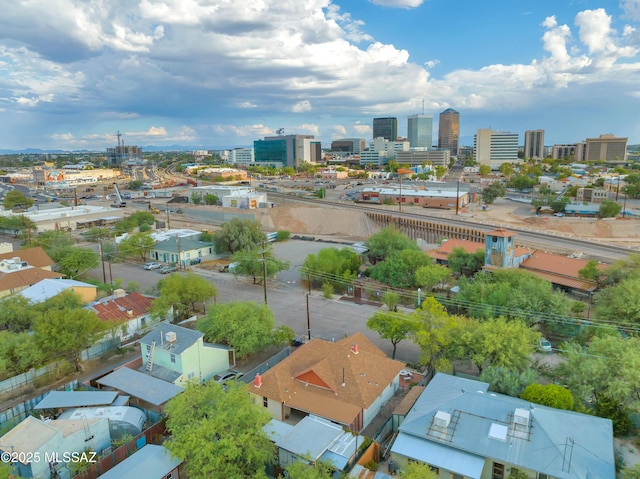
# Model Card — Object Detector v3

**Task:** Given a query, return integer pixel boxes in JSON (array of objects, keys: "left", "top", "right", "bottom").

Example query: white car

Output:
[
  {"left": 538, "top": 338, "right": 553, "bottom": 353},
  {"left": 143, "top": 262, "right": 162, "bottom": 270}
]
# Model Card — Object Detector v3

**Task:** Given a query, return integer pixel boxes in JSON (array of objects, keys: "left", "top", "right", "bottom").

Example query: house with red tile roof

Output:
[
  {"left": 86, "top": 289, "right": 157, "bottom": 341},
  {"left": 427, "top": 228, "right": 604, "bottom": 295},
  {"left": 250, "top": 332, "right": 405, "bottom": 432}
]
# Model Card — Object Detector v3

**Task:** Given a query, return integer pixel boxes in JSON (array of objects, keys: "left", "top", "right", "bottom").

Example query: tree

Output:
[
  {"left": 509, "top": 175, "right": 538, "bottom": 191},
  {"left": 549, "top": 196, "right": 570, "bottom": 213},
  {"left": 498, "top": 163, "right": 514, "bottom": 178},
  {"left": 214, "top": 217, "right": 266, "bottom": 254},
  {"left": 381, "top": 291, "right": 400, "bottom": 311},
  {"left": 285, "top": 460, "right": 334, "bottom": 479},
  {"left": 479, "top": 367, "right": 535, "bottom": 396},
  {"left": 369, "top": 249, "right": 432, "bottom": 288},
  {"left": 578, "top": 259, "right": 605, "bottom": 287},
  {"left": 479, "top": 164, "right": 491, "bottom": 176},
  {"left": 400, "top": 462, "right": 438, "bottom": 479},
  {"left": 0, "top": 331, "right": 44, "bottom": 375},
  {"left": 449, "top": 317, "right": 539, "bottom": 374},
  {"left": 198, "top": 302, "right": 275, "bottom": 359},
  {"left": 455, "top": 269, "right": 571, "bottom": 322},
  {"left": 118, "top": 232, "right": 155, "bottom": 261},
  {"left": 31, "top": 230, "right": 74, "bottom": 262},
  {"left": 165, "top": 381, "right": 274, "bottom": 479},
  {"left": 415, "top": 263, "right": 453, "bottom": 291},
  {"left": 411, "top": 297, "right": 461, "bottom": 372},
  {"left": 520, "top": 383, "right": 575, "bottom": 410},
  {"left": 593, "top": 277, "right": 640, "bottom": 325},
  {"left": 302, "top": 247, "right": 361, "bottom": 289},
  {"left": 57, "top": 246, "right": 99, "bottom": 279},
  {"left": 0, "top": 295, "right": 32, "bottom": 332},
  {"left": 33, "top": 308, "right": 107, "bottom": 371},
  {"left": 599, "top": 200, "right": 621, "bottom": 218},
  {"left": 447, "top": 247, "right": 485, "bottom": 276},
  {"left": 3, "top": 190, "right": 33, "bottom": 210},
  {"left": 231, "top": 248, "right": 290, "bottom": 285},
  {"left": 364, "top": 227, "right": 419, "bottom": 264},
  {"left": 151, "top": 272, "right": 217, "bottom": 322},
  {"left": 203, "top": 193, "right": 219, "bottom": 205},
  {"left": 128, "top": 179, "right": 143, "bottom": 190},
  {"left": 622, "top": 464, "right": 640, "bottom": 479},
  {"left": 557, "top": 336, "right": 640, "bottom": 419},
  {"left": 190, "top": 191, "right": 202, "bottom": 204},
  {"left": 367, "top": 310, "right": 416, "bottom": 359},
  {"left": 481, "top": 182, "right": 506, "bottom": 204}
]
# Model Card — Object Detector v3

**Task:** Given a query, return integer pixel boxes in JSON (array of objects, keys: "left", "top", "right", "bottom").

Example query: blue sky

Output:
[{"left": 1, "top": 0, "right": 639, "bottom": 151}]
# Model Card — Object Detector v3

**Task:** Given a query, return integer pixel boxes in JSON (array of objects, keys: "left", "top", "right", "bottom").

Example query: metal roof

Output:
[
  {"left": 276, "top": 416, "right": 344, "bottom": 460},
  {"left": 392, "top": 434, "right": 484, "bottom": 479},
  {"left": 96, "top": 368, "right": 184, "bottom": 406},
  {"left": 139, "top": 323, "right": 204, "bottom": 356},
  {"left": 395, "top": 373, "right": 615, "bottom": 479},
  {"left": 96, "top": 445, "right": 182, "bottom": 479},
  {"left": 20, "top": 278, "right": 96, "bottom": 303},
  {"left": 34, "top": 390, "right": 118, "bottom": 409}
]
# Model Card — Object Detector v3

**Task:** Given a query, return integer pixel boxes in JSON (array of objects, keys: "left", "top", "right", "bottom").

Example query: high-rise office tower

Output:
[
  {"left": 474, "top": 129, "right": 519, "bottom": 169},
  {"left": 524, "top": 130, "right": 545, "bottom": 160},
  {"left": 373, "top": 117, "right": 398, "bottom": 141},
  {"left": 407, "top": 114, "right": 433, "bottom": 148},
  {"left": 438, "top": 108, "right": 460, "bottom": 155}
]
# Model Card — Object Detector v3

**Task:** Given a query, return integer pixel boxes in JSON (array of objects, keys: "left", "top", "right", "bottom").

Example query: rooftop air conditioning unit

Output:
[
  {"left": 513, "top": 408, "right": 530, "bottom": 426},
  {"left": 434, "top": 410, "right": 451, "bottom": 428},
  {"left": 165, "top": 331, "right": 177, "bottom": 343}
]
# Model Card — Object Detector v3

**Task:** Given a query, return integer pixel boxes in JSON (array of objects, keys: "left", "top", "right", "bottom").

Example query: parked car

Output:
[
  {"left": 213, "top": 370, "right": 244, "bottom": 384},
  {"left": 159, "top": 265, "right": 178, "bottom": 274},
  {"left": 143, "top": 262, "right": 162, "bottom": 270},
  {"left": 553, "top": 212, "right": 565, "bottom": 217},
  {"left": 538, "top": 338, "right": 553, "bottom": 353}
]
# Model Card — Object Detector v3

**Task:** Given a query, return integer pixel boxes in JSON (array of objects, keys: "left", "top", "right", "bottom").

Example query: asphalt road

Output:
[{"left": 85, "top": 247, "right": 422, "bottom": 365}]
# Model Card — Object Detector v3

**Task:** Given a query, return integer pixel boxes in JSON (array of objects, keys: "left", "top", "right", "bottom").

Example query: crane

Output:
[{"left": 112, "top": 183, "right": 126, "bottom": 208}]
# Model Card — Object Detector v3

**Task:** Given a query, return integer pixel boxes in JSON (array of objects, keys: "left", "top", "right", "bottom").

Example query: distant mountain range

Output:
[
  {"left": 0, "top": 144, "right": 256, "bottom": 155},
  {"left": 1, "top": 144, "right": 639, "bottom": 155}
]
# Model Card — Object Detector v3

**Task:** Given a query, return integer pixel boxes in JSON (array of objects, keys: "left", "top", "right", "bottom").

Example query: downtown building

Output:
[
  {"left": 330, "top": 138, "right": 366, "bottom": 153},
  {"left": 253, "top": 134, "right": 321, "bottom": 168},
  {"left": 373, "top": 117, "right": 398, "bottom": 141},
  {"left": 474, "top": 129, "right": 519, "bottom": 169},
  {"left": 585, "top": 134, "right": 627, "bottom": 164},
  {"left": 407, "top": 114, "right": 433, "bottom": 149},
  {"left": 229, "top": 148, "right": 254, "bottom": 166},
  {"left": 524, "top": 129, "right": 545, "bottom": 160},
  {"left": 438, "top": 108, "right": 460, "bottom": 155}
]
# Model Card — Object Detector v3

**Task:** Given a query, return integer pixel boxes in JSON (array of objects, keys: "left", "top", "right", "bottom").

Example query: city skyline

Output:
[{"left": 1, "top": 1, "right": 640, "bottom": 151}]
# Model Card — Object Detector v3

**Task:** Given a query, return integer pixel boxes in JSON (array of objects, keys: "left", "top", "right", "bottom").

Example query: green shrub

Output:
[
  {"left": 276, "top": 230, "right": 291, "bottom": 242},
  {"left": 322, "top": 282, "right": 334, "bottom": 299}
]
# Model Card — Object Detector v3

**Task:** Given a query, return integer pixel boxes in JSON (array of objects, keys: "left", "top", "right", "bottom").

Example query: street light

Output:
[{"left": 417, "top": 288, "right": 421, "bottom": 308}]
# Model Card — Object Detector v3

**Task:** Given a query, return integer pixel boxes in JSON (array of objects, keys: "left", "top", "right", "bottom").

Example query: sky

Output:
[{"left": 1, "top": 0, "right": 640, "bottom": 151}]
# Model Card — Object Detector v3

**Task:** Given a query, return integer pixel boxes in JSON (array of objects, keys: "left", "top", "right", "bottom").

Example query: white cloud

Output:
[
  {"left": 292, "top": 100, "right": 312, "bottom": 112},
  {"left": 424, "top": 60, "right": 440, "bottom": 69},
  {"left": 621, "top": 0, "right": 640, "bottom": 20},
  {"left": 332, "top": 124, "right": 347, "bottom": 137},
  {"left": 368, "top": 0, "right": 425, "bottom": 8},
  {"left": 575, "top": 9, "right": 637, "bottom": 67},
  {"left": 296, "top": 123, "right": 319, "bottom": 134},
  {"left": 50, "top": 133, "right": 75, "bottom": 141},
  {"left": 213, "top": 124, "right": 275, "bottom": 137}
]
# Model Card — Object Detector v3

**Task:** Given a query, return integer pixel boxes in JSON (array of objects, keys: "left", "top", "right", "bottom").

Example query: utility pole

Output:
[
  {"left": 166, "top": 208, "right": 171, "bottom": 230},
  {"left": 176, "top": 235, "right": 182, "bottom": 270},
  {"left": 455, "top": 180, "right": 460, "bottom": 215},
  {"left": 73, "top": 188, "right": 78, "bottom": 207},
  {"left": 399, "top": 176, "right": 402, "bottom": 213},
  {"left": 306, "top": 271, "right": 312, "bottom": 341},
  {"left": 261, "top": 245, "right": 268, "bottom": 305},
  {"left": 98, "top": 239, "right": 107, "bottom": 283}
]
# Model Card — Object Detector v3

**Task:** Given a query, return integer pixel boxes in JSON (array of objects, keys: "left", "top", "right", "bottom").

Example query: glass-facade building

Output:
[
  {"left": 373, "top": 117, "right": 398, "bottom": 141},
  {"left": 407, "top": 115, "right": 433, "bottom": 149}
]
